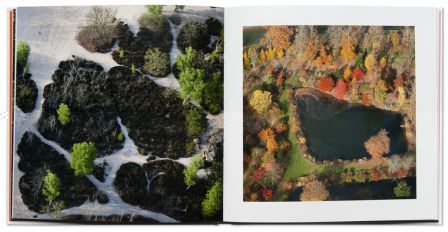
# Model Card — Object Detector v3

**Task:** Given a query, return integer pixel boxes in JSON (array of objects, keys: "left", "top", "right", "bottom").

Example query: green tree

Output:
[
  {"left": 70, "top": 142, "right": 97, "bottom": 176},
  {"left": 143, "top": 48, "right": 170, "bottom": 77},
  {"left": 57, "top": 103, "right": 71, "bottom": 126},
  {"left": 183, "top": 155, "right": 203, "bottom": 186},
  {"left": 145, "top": 5, "right": 163, "bottom": 16},
  {"left": 177, "top": 47, "right": 205, "bottom": 104},
  {"left": 202, "top": 180, "right": 223, "bottom": 217},
  {"left": 42, "top": 171, "right": 61, "bottom": 203},
  {"left": 203, "top": 71, "right": 223, "bottom": 114},
  {"left": 177, "top": 46, "right": 223, "bottom": 114},
  {"left": 17, "top": 41, "right": 31, "bottom": 70},
  {"left": 174, "top": 5, "right": 185, "bottom": 12},
  {"left": 394, "top": 181, "right": 411, "bottom": 198},
  {"left": 186, "top": 107, "right": 207, "bottom": 138}
]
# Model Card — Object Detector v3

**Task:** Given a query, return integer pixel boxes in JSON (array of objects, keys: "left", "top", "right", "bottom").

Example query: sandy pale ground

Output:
[{"left": 13, "top": 5, "right": 224, "bottom": 222}]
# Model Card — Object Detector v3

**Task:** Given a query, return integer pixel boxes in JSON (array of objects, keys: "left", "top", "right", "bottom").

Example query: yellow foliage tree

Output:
[
  {"left": 259, "top": 49, "right": 267, "bottom": 64},
  {"left": 266, "top": 48, "right": 276, "bottom": 61},
  {"left": 343, "top": 66, "right": 351, "bottom": 81},
  {"left": 364, "top": 54, "right": 376, "bottom": 72},
  {"left": 341, "top": 38, "right": 356, "bottom": 64},
  {"left": 397, "top": 86, "right": 406, "bottom": 106},
  {"left": 249, "top": 90, "right": 272, "bottom": 113},
  {"left": 243, "top": 50, "right": 249, "bottom": 68},
  {"left": 380, "top": 57, "right": 387, "bottom": 69},
  {"left": 390, "top": 31, "right": 400, "bottom": 47},
  {"left": 374, "top": 79, "right": 387, "bottom": 104},
  {"left": 277, "top": 49, "right": 284, "bottom": 59},
  {"left": 261, "top": 151, "right": 275, "bottom": 164}
]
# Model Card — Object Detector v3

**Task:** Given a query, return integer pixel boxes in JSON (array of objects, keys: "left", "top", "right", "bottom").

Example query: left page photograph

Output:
[{"left": 10, "top": 5, "right": 224, "bottom": 224}]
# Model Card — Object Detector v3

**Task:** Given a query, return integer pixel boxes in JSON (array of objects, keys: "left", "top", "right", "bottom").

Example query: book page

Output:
[
  {"left": 224, "top": 6, "right": 441, "bottom": 223},
  {"left": 10, "top": 5, "right": 224, "bottom": 224}
]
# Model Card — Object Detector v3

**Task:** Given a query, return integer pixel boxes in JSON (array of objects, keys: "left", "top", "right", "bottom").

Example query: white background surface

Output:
[
  {"left": 224, "top": 6, "right": 439, "bottom": 223},
  {"left": 0, "top": 0, "right": 447, "bottom": 231}
]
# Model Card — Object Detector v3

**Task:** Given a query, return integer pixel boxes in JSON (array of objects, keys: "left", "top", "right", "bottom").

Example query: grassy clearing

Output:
[
  {"left": 243, "top": 26, "right": 266, "bottom": 48},
  {"left": 278, "top": 91, "right": 322, "bottom": 183}
]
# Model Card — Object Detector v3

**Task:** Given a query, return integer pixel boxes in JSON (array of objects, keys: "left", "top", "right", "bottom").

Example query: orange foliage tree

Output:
[
  {"left": 262, "top": 26, "right": 294, "bottom": 51},
  {"left": 317, "top": 77, "right": 334, "bottom": 92},
  {"left": 362, "top": 92, "right": 370, "bottom": 105},
  {"left": 258, "top": 128, "right": 275, "bottom": 143},
  {"left": 300, "top": 180, "right": 330, "bottom": 201},
  {"left": 364, "top": 129, "right": 390, "bottom": 160},
  {"left": 266, "top": 137, "right": 278, "bottom": 152}
]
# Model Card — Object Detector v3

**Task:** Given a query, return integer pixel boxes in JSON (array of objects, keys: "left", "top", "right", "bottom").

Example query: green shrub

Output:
[
  {"left": 138, "top": 12, "right": 169, "bottom": 35},
  {"left": 17, "top": 41, "right": 31, "bottom": 70},
  {"left": 186, "top": 107, "right": 207, "bottom": 138},
  {"left": 70, "top": 142, "right": 97, "bottom": 176},
  {"left": 177, "top": 21, "right": 210, "bottom": 51},
  {"left": 131, "top": 63, "right": 137, "bottom": 75},
  {"left": 145, "top": 5, "right": 163, "bottom": 16},
  {"left": 284, "top": 74, "right": 302, "bottom": 88},
  {"left": 186, "top": 140, "right": 197, "bottom": 154},
  {"left": 201, "top": 180, "right": 223, "bottom": 217},
  {"left": 118, "top": 49, "right": 125, "bottom": 59},
  {"left": 138, "top": 147, "right": 145, "bottom": 155},
  {"left": 42, "top": 170, "right": 61, "bottom": 203},
  {"left": 57, "top": 103, "right": 71, "bottom": 126},
  {"left": 183, "top": 155, "right": 203, "bottom": 186},
  {"left": 143, "top": 48, "right": 170, "bottom": 77},
  {"left": 394, "top": 181, "right": 411, "bottom": 198},
  {"left": 117, "top": 132, "right": 124, "bottom": 142}
]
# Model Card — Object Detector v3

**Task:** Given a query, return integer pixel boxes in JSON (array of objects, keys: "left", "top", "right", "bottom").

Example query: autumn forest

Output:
[{"left": 243, "top": 25, "right": 416, "bottom": 201}]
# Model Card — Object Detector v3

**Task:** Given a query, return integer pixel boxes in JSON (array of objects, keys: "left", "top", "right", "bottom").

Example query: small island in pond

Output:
[
  {"left": 243, "top": 25, "right": 416, "bottom": 201},
  {"left": 12, "top": 5, "right": 223, "bottom": 223}
]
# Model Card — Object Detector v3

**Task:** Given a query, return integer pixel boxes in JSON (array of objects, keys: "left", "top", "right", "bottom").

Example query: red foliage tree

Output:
[
  {"left": 396, "top": 168, "right": 406, "bottom": 178},
  {"left": 243, "top": 154, "right": 251, "bottom": 164},
  {"left": 252, "top": 167, "right": 265, "bottom": 180},
  {"left": 394, "top": 74, "right": 404, "bottom": 89},
  {"left": 276, "top": 74, "right": 284, "bottom": 86},
  {"left": 262, "top": 189, "right": 273, "bottom": 200},
  {"left": 317, "top": 77, "right": 334, "bottom": 92},
  {"left": 333, "top": 80, "right": 347, "bottom": 100},
  {"left": 352, "top": 67, "right": 364, "bottom": 81},
  {"left": 371, "top": 168, "right": 381, "bottom": 181}
]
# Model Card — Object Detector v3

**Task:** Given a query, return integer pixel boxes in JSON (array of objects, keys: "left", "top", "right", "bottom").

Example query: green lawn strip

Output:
[{"left": 273, "top": 90, "right": 322, "bottom": 200}]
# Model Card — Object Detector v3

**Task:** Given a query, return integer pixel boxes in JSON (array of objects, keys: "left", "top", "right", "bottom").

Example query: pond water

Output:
[
  {"left": 286, "top": 177, "right": 416, "bottom": 201},
  {"left": 297, "top": 91, "right": 408, "bottom": 161}
]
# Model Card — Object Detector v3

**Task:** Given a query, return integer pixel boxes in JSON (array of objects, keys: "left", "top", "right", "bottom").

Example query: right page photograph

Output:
[
  {"left": 242, "top": 25, "right": 416, "bottom": 202},
  {"left": 224, "top": 6, "right": 440, "bottom": 223}
]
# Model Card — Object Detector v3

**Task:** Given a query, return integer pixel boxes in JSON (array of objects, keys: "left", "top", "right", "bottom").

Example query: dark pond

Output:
[
  {"left": 286, "top": 177, "right": 416, "bottom": 201},
  {"left": 296, "top": 90, "right": 408, "bottom": 161}
]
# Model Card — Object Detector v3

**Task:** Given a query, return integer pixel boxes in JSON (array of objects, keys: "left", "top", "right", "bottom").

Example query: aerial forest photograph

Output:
[
  {"left": 243, "top": 25, "right": 416, "bottom": 201},
  {"left": 12, "top": 5, "right": 223, "bottom": 223}
]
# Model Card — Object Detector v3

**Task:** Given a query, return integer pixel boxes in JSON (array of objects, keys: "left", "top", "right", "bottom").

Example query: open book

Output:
[{"left": 8, "top": 5, "right": 442, "bottom": 224}]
